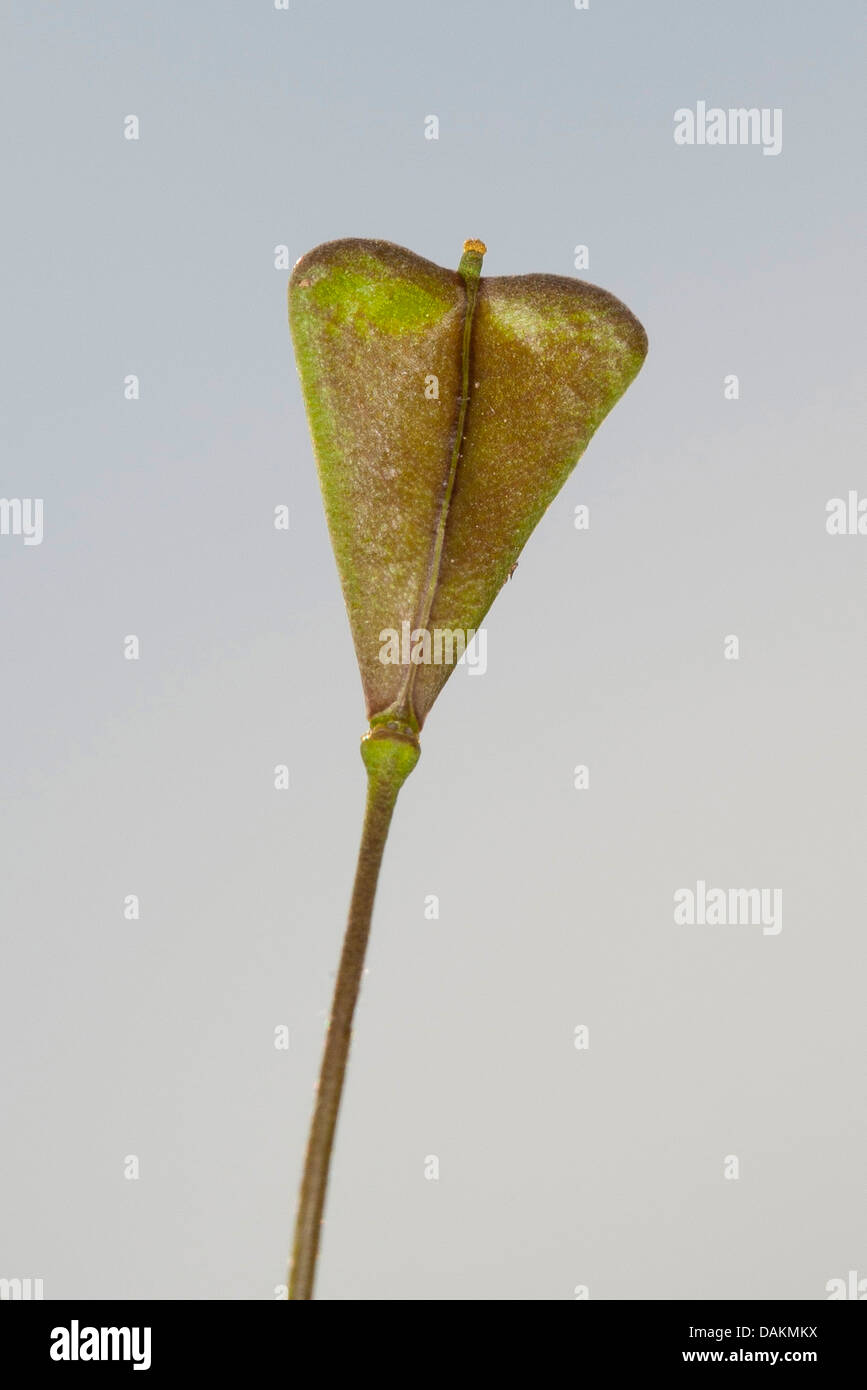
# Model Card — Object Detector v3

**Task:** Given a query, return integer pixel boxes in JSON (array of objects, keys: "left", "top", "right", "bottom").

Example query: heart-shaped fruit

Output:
[{"left": 289, "top": 238, "right": 647, "bottom": 739}]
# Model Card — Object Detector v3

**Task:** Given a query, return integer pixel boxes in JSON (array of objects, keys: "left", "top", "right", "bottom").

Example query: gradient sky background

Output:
[{"left": 1, "top": 0, "right": 864, "bottom": 1300}]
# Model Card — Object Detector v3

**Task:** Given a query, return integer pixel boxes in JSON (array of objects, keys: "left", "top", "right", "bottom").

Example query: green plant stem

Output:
[{"left": 288, "top": 730, "right": 418, "bottom": 1299}]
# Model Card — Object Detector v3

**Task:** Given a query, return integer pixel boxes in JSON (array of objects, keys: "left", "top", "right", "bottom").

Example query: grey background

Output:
[{"left": 1, "top": 0, "right": 864, "bottom": 1300}]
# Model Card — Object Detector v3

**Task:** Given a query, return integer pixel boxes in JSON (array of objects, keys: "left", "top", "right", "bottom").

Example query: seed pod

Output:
[{"left": 289, "top": 238, "right": 647, "bottom": 735}]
